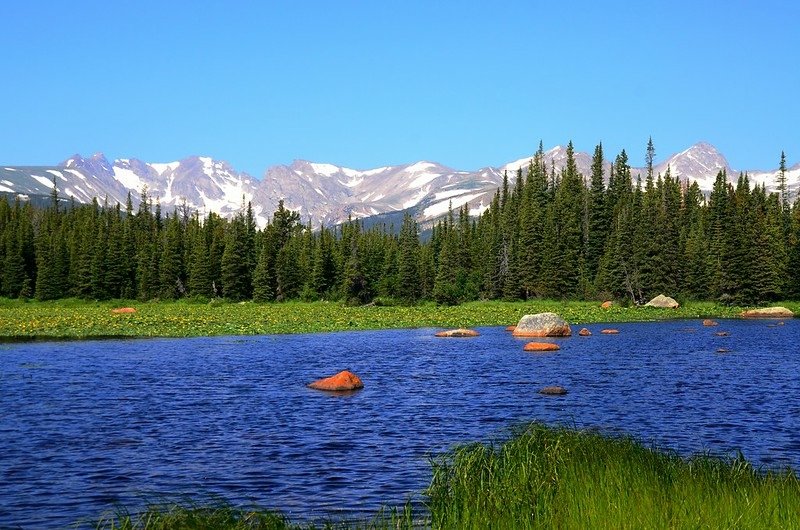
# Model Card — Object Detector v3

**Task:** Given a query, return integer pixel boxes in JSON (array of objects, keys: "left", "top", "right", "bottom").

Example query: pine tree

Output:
[
  {"left": 586, "top": 142, "right": 607, "bottom": 283},
  {"left": 220, "top": 213, "right": 251, "bottom": 301},
  {"left": 397, "top": 213, "right": 420, "bottom": 303}
]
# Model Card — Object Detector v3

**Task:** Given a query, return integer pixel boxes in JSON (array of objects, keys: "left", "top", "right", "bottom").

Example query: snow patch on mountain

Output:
[
  {"left": 423, "top": 192, "right": 485, "bottom": 218},
  {"left": 402, "top": 186, "right": 431, "bottom": 209},
  {"left": 150, "top": 162, "right": 180, "bottom": 175},
  {"left": 31, "top": 175, "right": 55, "bottom": 188},
  {"left": 113, "top": 166, "right": 142, "bottom": 190}
]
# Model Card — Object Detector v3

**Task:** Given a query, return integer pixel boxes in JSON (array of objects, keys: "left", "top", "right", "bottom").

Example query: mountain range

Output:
[{"left": 1, "top": 143, "right": 797, "bottom": 228}]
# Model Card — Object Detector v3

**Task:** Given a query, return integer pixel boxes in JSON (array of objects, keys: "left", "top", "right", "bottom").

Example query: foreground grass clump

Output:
[
  {"left": 96, "top": 503, "right": 293, "bottom": 529},
  {"left": 426, "top": 423, "right": 800, "bottom": 529},
  {"left": 0, "top": 297, "right": 777, "bottom": 340},
  {"left": 95, "top": 502, "right": 415, "bottom": 530}
]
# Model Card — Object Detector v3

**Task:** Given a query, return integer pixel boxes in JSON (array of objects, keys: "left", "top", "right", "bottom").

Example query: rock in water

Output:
[
  {"left": 308, "top": 370, "right": 364, "bottom": 391},
  {"left": 644, "top": 294, "right": 680, "bottom": 309},
  {"left": 578, "top": 328, "right": 592, "bottom": 336},
  {"left": 512, "top": 313, "right": 572, "bottom": 337},
  {"left": 523, "top": 342, "right": 560, "bottom": 352},
  {"left": 539, "top": 385, "right": 568, "bottom": 396},
  {"left": 702, "top": 319, "right": 719, "bottom": 327},
  {"left": 740, "top": 307, "right": 794, "bottom": 319},
  {"left": 601, "top": 329, "right": 620, "bottom": 335},
  {"left": 435, "top": 328, "right": 480, "bottom": 337}
]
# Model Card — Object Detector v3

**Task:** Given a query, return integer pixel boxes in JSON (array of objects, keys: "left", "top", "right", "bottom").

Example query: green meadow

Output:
[{"left": 0, "top": 298, "right": 784, "bottom": 341}]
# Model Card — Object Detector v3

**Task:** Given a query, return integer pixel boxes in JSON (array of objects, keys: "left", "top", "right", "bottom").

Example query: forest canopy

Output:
[{"left": 1, "top": 141, "right": 797, "bottom": 306}]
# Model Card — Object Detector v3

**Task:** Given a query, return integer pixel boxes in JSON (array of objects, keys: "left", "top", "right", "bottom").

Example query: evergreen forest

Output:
[{"left": 2, "top": 141, "right": 798, "bottom": 307}]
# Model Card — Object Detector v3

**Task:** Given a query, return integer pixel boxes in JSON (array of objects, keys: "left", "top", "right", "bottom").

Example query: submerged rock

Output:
[
  {"left": 512, "top": 313, "right": 571, "bottom": 337},
  {"left": 539, "top": 385, "right": 568, "bottom": 396},
  {"left": 601, "top": 329, "right": 619, "bottom": 335},
  {"left": 717, "top": 348, "right": 731, "bottom": 353},
  {"left": 715, "top": 331, "right": 730, "bottom": 337},
  {"left": 435, "top": 328, "right": 480, "bottom": 337},
  {"left": 505, "top": 325, "right": 517, "bottom": 332},
  {"left": 578, "top": 328, "right": 592, "bottom": 336},
  {"left": 740, "top": 307, "right": 794, "bottom": 319},
  {"left": 644, "top": 294, "right": 679, "bottom": 309},
  {"left": 111, "top": 307, "right": 136, "bottom": 314},
  {"left": 523, "top": 342, "right": 560, "bottom": 352},
  {"left": 702, "top": 319, "right": 719, "bottom": 327},
  {"left": 308, "top": 370, "right": 364, "bottom": 392}
]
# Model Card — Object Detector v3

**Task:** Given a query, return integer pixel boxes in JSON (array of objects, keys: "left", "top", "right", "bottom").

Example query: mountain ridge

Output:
[{"left": 1, "top": 143, "right": 798, "bottom": 228}]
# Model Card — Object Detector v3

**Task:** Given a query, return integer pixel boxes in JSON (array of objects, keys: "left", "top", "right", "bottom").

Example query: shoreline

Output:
[{"left": 0, "top": 298, "right": 794, "bottom": 342}]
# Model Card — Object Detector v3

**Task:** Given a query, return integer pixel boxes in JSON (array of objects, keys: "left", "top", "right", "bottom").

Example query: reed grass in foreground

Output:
[
  {"left": 426, "top": 423, "right": 800, "bottom": 529},
  {"left": 94, "top": 424, "right": 800, "bottom": 529},
  {"left": 0, "top": 298, "right": 781, "bottom": 340}
]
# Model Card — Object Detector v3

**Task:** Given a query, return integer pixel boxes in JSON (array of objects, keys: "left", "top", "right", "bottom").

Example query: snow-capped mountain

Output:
[{"left": 1, "top": 143, "right": 797, "bottom": 228}]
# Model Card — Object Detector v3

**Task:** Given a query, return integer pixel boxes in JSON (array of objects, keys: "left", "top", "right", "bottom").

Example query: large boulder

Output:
[
  {"left": 644, "top": 294, "right": 679, "bottom": 309},
  {"left": 435, "top": 328, "right": 480, "bottom": 337},
  {"left": 512, "top": 313, "right": 571, "bottom": 337},
  {"left": 740, "top": 307, "right": 794, "bottom": 319},
  {"left": 308, "top": 370, "right": 364, "bottom": 392}
]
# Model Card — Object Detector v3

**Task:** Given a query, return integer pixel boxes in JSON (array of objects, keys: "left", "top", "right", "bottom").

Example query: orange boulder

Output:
[
  {"left": 111, "top": 307, "right": 136, "bottom": 314},
  {"left": 741, "top": 307, "right": 794, "bottom": 319},
  {"left": 601, "top": 301, "right": 613, "bottom": 309},
  {"left": 523, "top": 342, "right": 560, "bottom": 352},
  {"left": 435, "top": 328, "right": 480, "bottom": 337},
  {"left": 308, "top": 370, "right": 364, "bottom": 392}
]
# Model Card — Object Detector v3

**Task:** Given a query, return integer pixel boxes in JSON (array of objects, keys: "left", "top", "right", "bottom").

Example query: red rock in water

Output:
[
  {"left": 578, "top": 328, "right": 592, "bottom": 336},
  {"left": 523, "top": 342, "right": 560, "bottom": 352},
  {"left": 601, "top": 301, "right": 613, "bottom": 309},
  {"left": 307, "top": 370, "right": 364, "bottom": 391},
  {"left": 702, "top": 319, "right": 718, "bottom": 327},
  {"left": 539, "top": 386, "right": 568, "bottom": 396},
  {"left": 435, "top": 329, "right": 480, "bottom": 337},
  {"left": 505, "top": 325, "right": 517, "bottom": 332},
  {"left": 601, "top": 329, "right": 619, "bottom": 335},
  {"left": 111, "top": 307, "right": 136, "bottom": 314}
]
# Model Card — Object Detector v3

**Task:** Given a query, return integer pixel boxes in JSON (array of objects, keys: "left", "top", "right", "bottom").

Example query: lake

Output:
[{"left": 1, "top": 319, "right": 799, "bottom": 528}]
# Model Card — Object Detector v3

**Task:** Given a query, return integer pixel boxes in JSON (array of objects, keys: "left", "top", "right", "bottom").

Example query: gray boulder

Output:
[
  {"left": 644, "top": 294, "right": 679, "bottom": 309},
  {"left": 512, "top": 312, "right": 572, "bottom": 337}
]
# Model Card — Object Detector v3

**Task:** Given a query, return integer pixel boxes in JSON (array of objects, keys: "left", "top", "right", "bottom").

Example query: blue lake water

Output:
[{"left": 1, "top": 319, "right": 800, "bottom": 528}]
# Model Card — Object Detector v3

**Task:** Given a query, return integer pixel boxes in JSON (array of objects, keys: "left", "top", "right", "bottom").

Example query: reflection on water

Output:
[{"left": 1, "top": 319, "right": 800, "bottom": 528}]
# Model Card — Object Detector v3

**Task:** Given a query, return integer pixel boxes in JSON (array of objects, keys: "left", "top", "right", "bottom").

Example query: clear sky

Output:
[{"left": 1, "top": 0, "right": 797, "bottom": 176}]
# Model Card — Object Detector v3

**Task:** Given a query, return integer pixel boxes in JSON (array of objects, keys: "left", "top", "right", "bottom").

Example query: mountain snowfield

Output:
[{"left": 0, "top": 143, "right": 797, "bottom": 228}]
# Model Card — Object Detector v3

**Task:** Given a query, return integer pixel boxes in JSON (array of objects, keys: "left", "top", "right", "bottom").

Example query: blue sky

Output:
[{"left": 1, "top": 1, "right": 797, "bottom": 176}]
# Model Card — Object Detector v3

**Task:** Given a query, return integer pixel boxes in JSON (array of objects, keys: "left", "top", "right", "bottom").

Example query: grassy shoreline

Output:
[
  {"left": 2, "top": 298, "right": 794, "bottom": 341},
  {"left": 94, "top": 423, "right": 800, "bottom": 529}
]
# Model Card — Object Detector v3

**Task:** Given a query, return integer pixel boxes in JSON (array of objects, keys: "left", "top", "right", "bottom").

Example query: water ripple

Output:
[{"left": 1, "top": 320, "right": 799, "bottom": 527}]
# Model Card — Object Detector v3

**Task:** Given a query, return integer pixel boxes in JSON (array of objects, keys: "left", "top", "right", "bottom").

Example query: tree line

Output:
[{"left": 1, "top": 140, "right": 797, "bottom": 306}]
